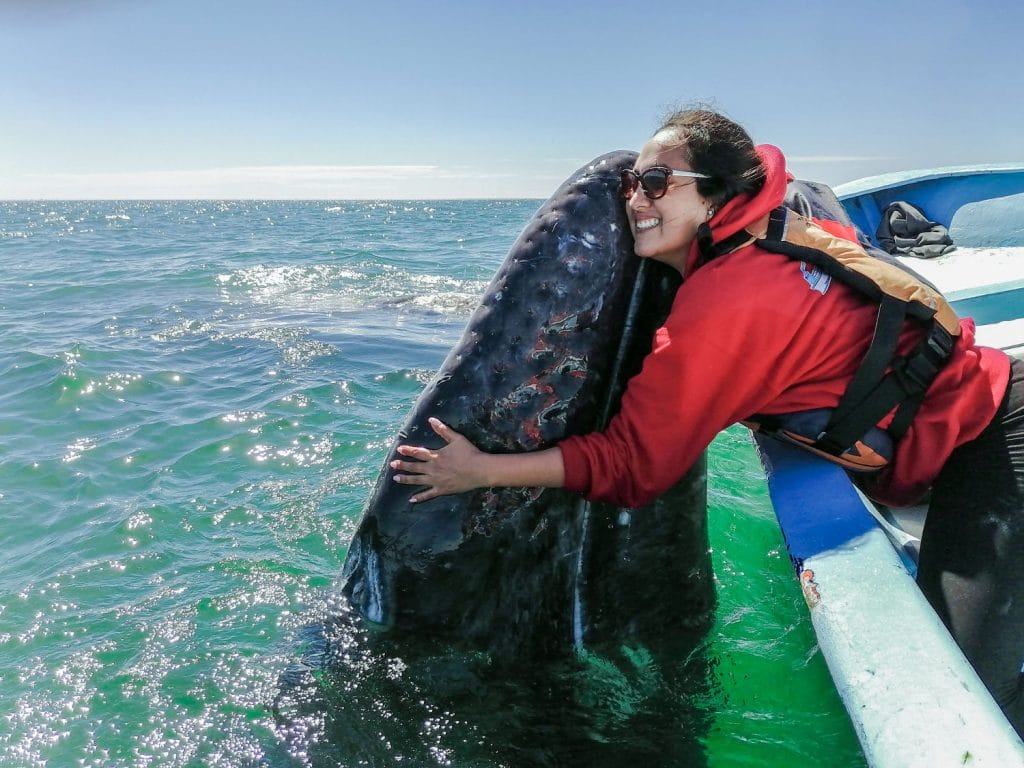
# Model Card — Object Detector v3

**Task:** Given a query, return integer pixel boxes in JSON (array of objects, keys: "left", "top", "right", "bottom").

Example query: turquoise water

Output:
[{"left": 0, "top": 200, "right": 864, "bottom": 767}]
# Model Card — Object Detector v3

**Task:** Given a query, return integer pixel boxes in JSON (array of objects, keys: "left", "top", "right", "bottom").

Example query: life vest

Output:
[{"left": 700, "top": 204, "right": 960, "bottom": 474}]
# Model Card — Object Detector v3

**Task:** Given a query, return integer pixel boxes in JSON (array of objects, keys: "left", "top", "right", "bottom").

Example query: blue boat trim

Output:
[
  {"left": 835, "top": 165, "right": 1024, "bottom": 245},
  {"left": 753, "top": 435, "right": 877, "bottom": 564}
]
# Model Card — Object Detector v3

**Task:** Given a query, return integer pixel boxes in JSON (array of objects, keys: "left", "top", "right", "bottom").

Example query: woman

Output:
[{"left": 390, "top": 108, "right": 1024, "bottom": 733}]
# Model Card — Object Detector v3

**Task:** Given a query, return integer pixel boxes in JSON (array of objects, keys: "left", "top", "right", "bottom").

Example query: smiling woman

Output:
[
  {"left": 390, "top": 108, "right": 774, "bottom": 503},
  {"left": 623, "top": 110, "right": 766, "bottom": 272},
  {"left": 623, "top": 160, "right": 710, "bottom": 271}
]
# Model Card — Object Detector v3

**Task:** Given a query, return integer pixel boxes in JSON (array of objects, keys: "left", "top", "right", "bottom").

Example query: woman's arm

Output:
[{"left": 390, "top": 417, "right": 565, "bottom": 503}]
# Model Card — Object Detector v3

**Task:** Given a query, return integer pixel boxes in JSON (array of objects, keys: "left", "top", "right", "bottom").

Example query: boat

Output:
[{"left": 753, "top": 164, "right": 1024, "bottom": 767}]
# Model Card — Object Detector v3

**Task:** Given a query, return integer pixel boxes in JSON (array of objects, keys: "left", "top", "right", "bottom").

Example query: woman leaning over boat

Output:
[{"left": 389, "top": 107, "right": 1024, "bottom": 734}]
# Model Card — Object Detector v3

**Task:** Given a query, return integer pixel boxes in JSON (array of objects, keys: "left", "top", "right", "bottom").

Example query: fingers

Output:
[
  {"left": 428, "top": 417, "right": 454, "bottom": 443},
  {"left": 409, "top": 488, "right": 438, "bottom": 504},
  {"left": 390, "top": 459, "right": 425, "bottom": 474},
  {"left": 390, "top": 454, "right": 436, "bottom": 479},
  {"left": 394, "top": 418, "right": 459, "bottom": 457},
  {"left": 391, "top": 469, "right": 438, "bottom": 504},
  {"left": 389, "top": 437, "right": 438, "bottom": 496},
  {"left": 389, "top": 417, "right": 467, "bottom": 504},
  {"left": 392, "top": 473, "right": 430, "bottom": 486},
  {"left": 395, "top": 444, "right": 434, "bottom": 460}
]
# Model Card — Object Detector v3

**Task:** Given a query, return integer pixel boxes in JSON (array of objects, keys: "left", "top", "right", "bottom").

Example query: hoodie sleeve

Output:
[{"left": 559, "top": 254, "right": 807, "bottom": 508}]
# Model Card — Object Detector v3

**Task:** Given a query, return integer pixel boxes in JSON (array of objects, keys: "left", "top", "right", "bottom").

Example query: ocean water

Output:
[{"left": 0, "top": 200, "right": 865, "bottom": 767}]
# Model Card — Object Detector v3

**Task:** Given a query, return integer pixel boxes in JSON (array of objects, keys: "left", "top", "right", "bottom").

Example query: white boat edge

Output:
[
  {"left": 752, "top": 165, "right": 1024, "bottom": 766},
  {"left": 754, "top": 435, "right": 1024, "bottom": 767}
]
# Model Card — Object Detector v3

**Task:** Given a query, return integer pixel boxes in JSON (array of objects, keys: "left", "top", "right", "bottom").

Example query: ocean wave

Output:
[{"left": 0, "top": 199, "right": 860, "bottom": 767}]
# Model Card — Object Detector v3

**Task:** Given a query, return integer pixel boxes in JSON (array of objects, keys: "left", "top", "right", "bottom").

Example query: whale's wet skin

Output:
[{"left": 274, "top": 154, "right": 716, "bottom": 766}]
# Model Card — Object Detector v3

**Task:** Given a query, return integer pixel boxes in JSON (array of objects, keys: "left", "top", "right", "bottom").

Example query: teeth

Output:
[{"left": 636, "top": 218, "right": 660, "bottom": 231}]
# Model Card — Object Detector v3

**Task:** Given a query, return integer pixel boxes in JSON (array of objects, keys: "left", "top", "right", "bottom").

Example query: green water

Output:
[{"left": 0, "top": 200, "right": 864, "bottom": 766}]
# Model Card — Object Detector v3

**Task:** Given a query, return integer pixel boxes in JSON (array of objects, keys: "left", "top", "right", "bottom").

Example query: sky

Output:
[{"left": 1, "top": 0, "right": 1022, "bottom": 199}]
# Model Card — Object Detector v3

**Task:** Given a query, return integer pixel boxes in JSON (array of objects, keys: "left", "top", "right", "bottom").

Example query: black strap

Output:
[
  {"left": 697, "top": 226, "right": 757, "bottom": 264},
  {"left": 887, "top": 322, "right": 955, "bottom": 440},
  {"left": 813, "top": 321, "right": 954, "bottom": 454},
  {"left": 828, "top": 296, "right": 905, "bottom": 428},
  {"left": 888, "top": 391, "right": 925, "bottom": 441}
]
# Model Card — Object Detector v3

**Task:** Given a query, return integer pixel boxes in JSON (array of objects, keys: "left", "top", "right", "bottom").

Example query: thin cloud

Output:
[
  {"left": 1, "top": 164, "right": 559, "bottom": 200},
  {"left": 23, "top": 164, "right": 439, "bottom": 184},
  {"left": 4, "top": 165, "right": 434, "bottom": 199}
]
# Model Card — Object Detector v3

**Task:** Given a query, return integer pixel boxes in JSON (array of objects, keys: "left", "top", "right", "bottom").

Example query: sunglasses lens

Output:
[
  {"left": 620, "top": 170, "right": 639, "bottom": 199},
  {"left": 640, "top": 168, "right": 670, "bottom": 199}
]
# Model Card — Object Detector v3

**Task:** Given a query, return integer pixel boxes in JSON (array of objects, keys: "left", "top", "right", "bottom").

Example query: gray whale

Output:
[
  {"left": 272, "top": 154, "right": 717, "bottom": 768},
  {"left": 339, "top": 151, "right": 714, "bottom": 658}
]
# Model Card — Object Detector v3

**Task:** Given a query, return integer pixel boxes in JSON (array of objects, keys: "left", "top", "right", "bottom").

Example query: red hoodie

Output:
[{"left": 559, "top": 145, "right": 1010, "bottom": 508}]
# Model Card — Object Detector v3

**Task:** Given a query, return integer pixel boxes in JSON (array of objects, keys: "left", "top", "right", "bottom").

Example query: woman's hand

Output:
[
  {"left": 390, "top": 418, "right": 490, "bottom": 503},
  {"left": 391, "top": 418, "right": 567, "bottom": 503}
]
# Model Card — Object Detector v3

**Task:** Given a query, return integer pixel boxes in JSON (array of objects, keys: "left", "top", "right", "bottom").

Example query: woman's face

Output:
[{"left": 626, "top": 132, "right": 711, "bottom": 274}]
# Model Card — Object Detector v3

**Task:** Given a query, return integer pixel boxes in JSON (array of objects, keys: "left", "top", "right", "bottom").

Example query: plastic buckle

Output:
[
  {"left": 898, "top": 354, "right": 938, "bottom": 392},
  {"left": 927, "top": 327, "right": 953, "bottom": 359}
]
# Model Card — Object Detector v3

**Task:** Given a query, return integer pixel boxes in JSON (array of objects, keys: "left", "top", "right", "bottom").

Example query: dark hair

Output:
[{"left": 655, "top": 108, "right": 766, "bottom": 207}]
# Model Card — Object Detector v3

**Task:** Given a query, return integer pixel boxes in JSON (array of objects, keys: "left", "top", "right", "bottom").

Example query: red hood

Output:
[{"left": 682, "top": 144, "right": 791, "bottom": 278}]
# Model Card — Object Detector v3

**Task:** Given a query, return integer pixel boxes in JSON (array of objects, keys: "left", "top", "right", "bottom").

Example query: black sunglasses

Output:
[{"left": 620, "top": 165, "right": 710, "bottom": 200}]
